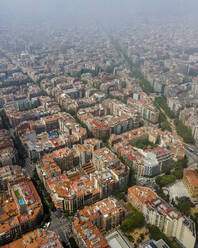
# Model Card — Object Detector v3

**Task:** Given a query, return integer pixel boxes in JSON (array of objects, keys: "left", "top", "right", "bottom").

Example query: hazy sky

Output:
[{"left": 0, "top": 0, "right": 198, "bottom": 27}]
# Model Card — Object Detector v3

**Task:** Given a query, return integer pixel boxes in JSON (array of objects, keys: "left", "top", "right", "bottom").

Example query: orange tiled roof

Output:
[
  {"left": 184, "top": 169, "right": 198, "bottom": 187},
  {"left": 128, "top": 186, "right": 158, "bottom": 204}
]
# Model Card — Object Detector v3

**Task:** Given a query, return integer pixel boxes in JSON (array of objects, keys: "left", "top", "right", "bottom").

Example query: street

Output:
[
  {"left": 159, "top": 107, "right": 198, "bottom": 169},
  {"left": 49, "top": 211, "right": 73, "bottom": 247},
  {"left": 185, "top": 149, "right": 198, "bottom": 168},
  {"left": 24, "top": 157, "right": 35, "bottom": 178}
]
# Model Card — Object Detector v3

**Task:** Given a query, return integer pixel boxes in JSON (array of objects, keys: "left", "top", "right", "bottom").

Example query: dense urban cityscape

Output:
[{"left": 1, "top": 1, "right": 198, "bottom": 248}]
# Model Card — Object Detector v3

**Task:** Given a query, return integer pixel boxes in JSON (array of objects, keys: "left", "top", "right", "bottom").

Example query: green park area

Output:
[{"left": 14, "top": 190, "right": 23, "bottom": 201}]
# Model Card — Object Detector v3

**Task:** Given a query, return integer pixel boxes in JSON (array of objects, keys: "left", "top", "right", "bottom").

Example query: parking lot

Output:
[{"left": 167, "top": 180, "right": 190, "bottom": 201}]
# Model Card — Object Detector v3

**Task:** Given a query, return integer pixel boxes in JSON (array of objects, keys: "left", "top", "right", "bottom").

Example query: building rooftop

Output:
[
  {"left": 73, "top": 219, "right": 109, "bottom": 248},
  {"left": 0, "top": 176, "right": 42, "bottom": 236},
  {"left": 2, "top": 229, "right": 63, "bottom": 248},
  {"left": 78, "top": 198, "right": 122, "bottom": 222},
  {"left": 128, "top": 186, "right": 158, "bottom": 204},
  {"left": 184, "top": 169, "right": 198, "bottom": 187},
  {"left": 138, "top": 239, "right": 170, "bottom": 248},
  {"left": 146, "top": 197, "right": 181, "bottom": 221},
  {"left": 106, "top": 230, "right": 133, "bottom": 248}
]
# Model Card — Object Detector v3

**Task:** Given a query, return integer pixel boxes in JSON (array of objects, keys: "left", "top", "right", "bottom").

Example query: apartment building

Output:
[
  {"left": 139, "top": 239, "right": 170, "bottom": 248},
  {"left": 128, "top": 186, "right": 196, "bottom": 248},
  {"left": 72, "top": 219, "right": 110, "bottom": 248},
  {"left": 77, "top": 198, "right": 125, "bottom": 232},
  {"left": 0, "top": 116, "right": 3, "bottom": 129},
  {"left": 127, "top": 94, "right": 159, "bottom": 124},
  {"left": 0, "top": 129, "right": 17, "bottom": 166},
  {"left": 110, "top": 126, "right": 185, "bottom": 165},
  {"left": 16, "top": 112, "right": 87, "bottom": 160},
  {"left": 37, "top": 146, "right": 128, "bottom": 213},
  {"left": 183, "top": 169, "right": 198, "bottom": 202},
  {"left": 0, "top": 170, "right": 43, "bottom": 244},
  {"left": 2, "top": 229, "right": 63, "bottom": 248},
  {"left": 128, "top": 186, "right": 158, "bottom": 212},
  {"left": 73, "top": 197, "right": 126, "bottom": 248},
  {"left": 92, "top": 147, "right": 129, "bottom": 191},
  {"left": 51, "top": 147, "right": 73, "bottom": 171}
]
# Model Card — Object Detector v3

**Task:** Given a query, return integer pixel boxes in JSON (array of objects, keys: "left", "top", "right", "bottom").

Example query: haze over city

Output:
[
  {"left": 0, "top": 1, "right": 198, "bottom": 248},
  {"left": 1, "top": 0, "right": 198, "bottom": 25}
]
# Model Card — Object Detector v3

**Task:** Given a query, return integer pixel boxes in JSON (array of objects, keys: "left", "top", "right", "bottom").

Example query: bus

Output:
[{"left": 184, "top": 145, "right": 194, "bottom": 153}]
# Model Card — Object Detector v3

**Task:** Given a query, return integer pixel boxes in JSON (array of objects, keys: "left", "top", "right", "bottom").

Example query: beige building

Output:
[
  {"left": 183, "top": 169, "right": 198, "bottom": 202},
  {"left": 143, "top": 198, "right": 196, "bottom": 248},
  {"left": 175, "top": 217, "right": 196, "bottom": 248},
  {"left": 128, "top": 186, "right": 196, "bottom": 248}
]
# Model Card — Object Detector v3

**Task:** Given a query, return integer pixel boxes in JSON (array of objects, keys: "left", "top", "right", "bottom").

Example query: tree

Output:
[
  {"left": 69, "top": 237, "right": 79, "bottom": 248},
  {"left": 139, "top": 78, "right": 154, "bottom": 94},
  {"left": 192, "top": 213, "right": 198, "bottom": 236},
  {"left": 120, "top": 210, "right": 145, "bottom": 233},
  {"left": 133, "top": 137, "right": 158, "bottom": 150},
  {"left": 82, "top": 80, "right": 88, "bottom": 84},
  {"left": 160, "top": 120, "right": 172, "bottom": 132},
  {"left": 13, "top": 134, "right": 27, "bottom": 165},
  {"left": 163, "top": 167, "right": 171, "bottom": 175},
  {"left": 155, "top": 174, "right": 176, "bottom": 187},
  {"left": 140, "top": 233, "right": 145, "bottom": 240},
  {"left": 64, "top": 210, "right": 70, "bottom": 217},
  {"left": 48, "top": 202, "right": 55, "bottom": 211},
  {"left": 174, "top": 118, "right": 194, "bottom": 144},
  {"left": 173, "top": 169, "right": 183, "bottom": 179},
  {"left": 0, "top": 110, "right": 10, "bottom": 129},
  {"left": 154, "top": 97, "right": 175, "bottom": 119},
  {"left": 128, "top": 166, "right": 136, "bottom": 187},
  {"left": 102, "top": 137, "right": 110, "bottom": 146},
  {"left": 13, "top": 233, "right": 22, "bottom": 241},
  {"left": 154, "top": 185, "right": 169, "bottom": 202},
  {"left": 177, "top": 201, "right": 194, "bottom": 216},
  {"left": 171, "top": 156, "right": 188, "bottom": 179},
  {"left": 147, "top": 225, "right": 179, "bottom": 248},
  {"left": 174, "top": 156, "right": 188, "bottom": 169},
  {"left": 112, "top": 190, "right": 125, "bottom": 201}
]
